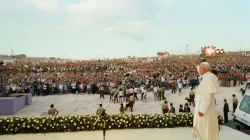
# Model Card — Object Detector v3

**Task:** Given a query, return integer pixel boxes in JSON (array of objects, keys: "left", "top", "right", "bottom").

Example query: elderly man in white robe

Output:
[{"left": 192, "top": 60, "right": 220, "bottom": 140}]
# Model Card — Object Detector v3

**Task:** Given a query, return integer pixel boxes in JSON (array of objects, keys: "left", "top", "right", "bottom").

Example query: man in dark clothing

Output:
[
  {"left": 169, "top": 103, "right": 175, "bottom": 113},
  {"left": 179, "top": 104, "right": 184, "bottom": 113},
  {"left": 191, "top": 78, "right": 196, "bottom": 89},
  {"left": 223, "top": 99, "right": 229, "bottom": 123},
  {"left": 184, "top": 103, "right": 191, "bottom": 112}
]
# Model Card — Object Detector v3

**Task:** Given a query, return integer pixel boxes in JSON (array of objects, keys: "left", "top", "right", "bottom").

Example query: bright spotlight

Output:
[{"left": 207, "top": 49, "right": 212, "bottom": 54}]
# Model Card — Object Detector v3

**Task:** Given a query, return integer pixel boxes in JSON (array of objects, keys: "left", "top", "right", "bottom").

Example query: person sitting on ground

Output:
[
  {"left": 179, "top": 104, "right": 184, "bottom": 113},
  {"left": 96, "top": 104, "right": 105, "bottom": 116},
  {"left": 48, "top": 104, "right": 59, "bottom": 116},
  {"left": 162, "top": 101, "right": 169, "bottom": 114},
  {"left": 184, "top": 103, "right": 191, "bottom": 112},
  {"left": 169, "top": 103, "right": 175, "bottom": 113}
]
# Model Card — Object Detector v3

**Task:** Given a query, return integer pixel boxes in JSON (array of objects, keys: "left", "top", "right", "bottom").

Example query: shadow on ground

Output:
[{"left": 224, "top": 120, "right": 250, "bottom": 135}]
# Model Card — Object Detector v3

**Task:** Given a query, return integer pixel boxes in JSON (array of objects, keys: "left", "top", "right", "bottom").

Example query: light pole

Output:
[{"left": 239, "top": 43, "right": 243, "bottom": 52}]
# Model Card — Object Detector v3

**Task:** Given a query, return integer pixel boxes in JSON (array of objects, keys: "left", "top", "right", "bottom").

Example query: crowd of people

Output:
[
  {"left": 1, "top": 52, "right": 249, "bottom": 96},
  {"left": 1, "top": 51, "right": 250, "bottom": 119},
  {"left": 0, "top": 51, "right": 249, "bottom": 114}
]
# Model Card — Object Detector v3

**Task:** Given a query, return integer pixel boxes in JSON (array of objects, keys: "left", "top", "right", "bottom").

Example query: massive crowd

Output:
[
  {"left": 1, "top": 51, "right": 250, "bottom": 117},
  {"left": 1, "top": 52, "right": 250, "bottom": 97}
]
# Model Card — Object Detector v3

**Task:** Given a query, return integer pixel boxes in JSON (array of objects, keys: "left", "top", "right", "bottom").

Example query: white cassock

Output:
[{"left": 193, "top": 67, "right": 220, "bottom": 140}]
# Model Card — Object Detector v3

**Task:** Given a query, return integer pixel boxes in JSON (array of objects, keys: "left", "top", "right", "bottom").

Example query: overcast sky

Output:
[{"left": 0, "top": 0, "right": 249, "bottom": 60}]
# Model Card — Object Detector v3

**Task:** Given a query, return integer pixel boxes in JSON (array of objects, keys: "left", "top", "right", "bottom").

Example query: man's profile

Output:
[{"left": 192, "top": 60, "right": 220, "bottom": 140}]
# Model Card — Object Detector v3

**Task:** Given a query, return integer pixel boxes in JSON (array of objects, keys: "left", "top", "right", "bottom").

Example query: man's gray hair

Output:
[{"left": 200, "top": 62, "right": 211, "bottom": 71}]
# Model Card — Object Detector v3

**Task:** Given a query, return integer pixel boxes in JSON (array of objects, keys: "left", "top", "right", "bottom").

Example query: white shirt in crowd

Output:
[
  {"left": 79, "top": 84, "right": 83, "bottom": 89},
  {"left": 72, "top": 83, "right": 76, "bottom": 89},
  {"left": 110, "top": 82, "right": 114, "bottom": 88},
  {"left": 129, "top": 88, "right": 134, "bottom": 93},
  {"left": 59, "top": 84, "right": 63, "bottom": 90},
  {"left": 119, "top": 91, "right": 123, "bottom": 96},
  {"left": 161, "top": 77, "right": 165, "bottom": 82},
  {"left": 12, "top": 84, "right": 17, "bottom": 91},
  {"left": 178, "top": 82, "right": 182, "bottom": 89},
  {"left": 134, "top": 87, "right": 138, "bottom": 93},
  {"left": 153, "top": 86, "right": 158, "bottom": 93},
  {"left": 87, "top": 84, "right": 91, "bottom": 89},
  {"left": 241, "top": 82, "right": 247, "bottom": 90},
  {"left": 140, "top": 86, "right": 144, "bottom": 92}
]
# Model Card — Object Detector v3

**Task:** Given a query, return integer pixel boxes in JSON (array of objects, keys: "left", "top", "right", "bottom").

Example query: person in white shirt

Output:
[
  {"left": 153, "top": 86, "right": 158, "bottom": 101},
  {"left": 161, "top": 77, "right": 165, "bottom": 82},
  {"left": 192, "top": 61, "right": 220, "bottom": 140},
  {"left": 247, "top": 78, "right": 250, "bottom": 89},
  {"left": 142, "top": 87, "right": 148, "bottom": 102},
  {"left": 178, "top": 81, "right": 183, "bottom": 94},
  {"left": 52, "top": 83, "right": 56, "bottom": 94},
  {"left": 87, "top": 84, "right": 91, "bottom": 94},
  {"left": 59, "top": 84, "right": 63, "bottom": 95},
  {"left": 129, "top": 87, "right": 134, "bottom": 94},
  {"left": 79, "top": 84, "right": 83, "bottom": 95},
  {"left": 71, "top": 82, "right": 76, "bottom": 93},
  {"left": 119, "top": 89, "right": 124, "bottom": 103},
  {"left": 183, "top": 79, "right": 188, "bottom": 89},
  {"left": 12, "top": 84, "right": 17, "bottom": 93},
  {"left": 133, "top": 87, "right": 139, "bottom": 100},
  {"left": 240, "top": 82, "right": 247, "bottom": 96}
]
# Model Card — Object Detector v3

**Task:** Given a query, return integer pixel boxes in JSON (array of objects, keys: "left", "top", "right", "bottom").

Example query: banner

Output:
[
  {"left": 124, "top": 57, "right": 138, "bottom": 63},
  {"left": 143, "top": 58, "right": 154, "bottom": 63}
]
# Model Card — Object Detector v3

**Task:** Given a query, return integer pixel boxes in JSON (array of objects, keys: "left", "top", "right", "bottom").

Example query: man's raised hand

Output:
[{"left": 191, "top": 58, "right": 198, "bottom": 66}]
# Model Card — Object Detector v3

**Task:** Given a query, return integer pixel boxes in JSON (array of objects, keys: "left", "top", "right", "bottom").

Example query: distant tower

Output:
[{"left": 186, "top": 44, "right": 188, "bottom": 54}]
